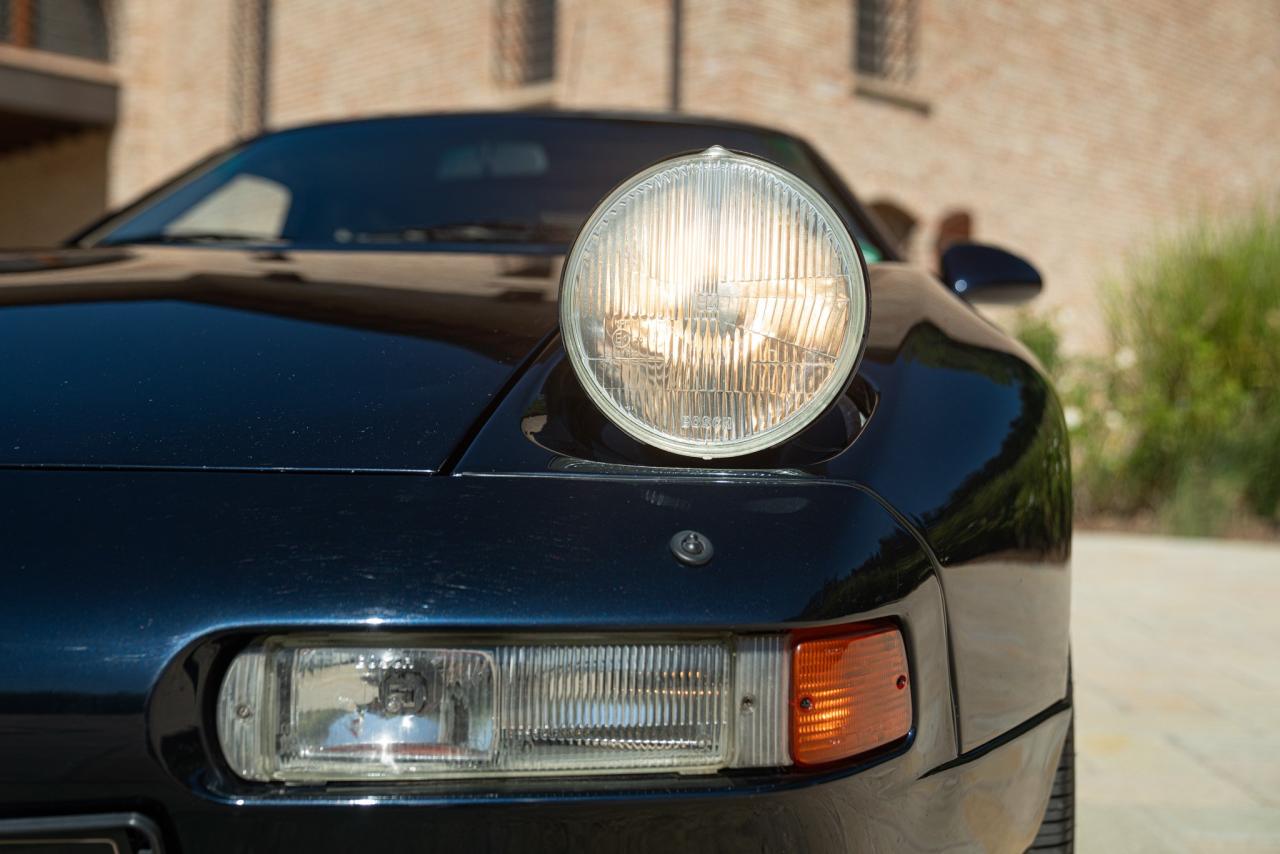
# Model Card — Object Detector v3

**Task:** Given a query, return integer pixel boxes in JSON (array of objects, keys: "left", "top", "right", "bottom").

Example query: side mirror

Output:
[{"left": 939, "top": 242, "right": 1042, "bottom": 304}]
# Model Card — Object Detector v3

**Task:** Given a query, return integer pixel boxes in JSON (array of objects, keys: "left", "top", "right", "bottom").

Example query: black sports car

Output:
[{"left": 0, "top": 113, "right": 1072, "bottom": 853}]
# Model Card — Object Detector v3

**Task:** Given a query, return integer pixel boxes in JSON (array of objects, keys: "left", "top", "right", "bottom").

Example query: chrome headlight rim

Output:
[{"left": 559, "top": 146, "right": 871, "bottom": 460}]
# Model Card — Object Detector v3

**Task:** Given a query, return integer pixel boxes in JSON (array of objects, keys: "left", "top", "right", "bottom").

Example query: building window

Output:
[
  {"left": 495, "top": 0, "right": 556, "bottom": 86},
  {"left": 0, "top": 0, "right": 110, "bottom": 62},
  {"left": 854, "top": 0, "right": 917, "bottom": 83}
]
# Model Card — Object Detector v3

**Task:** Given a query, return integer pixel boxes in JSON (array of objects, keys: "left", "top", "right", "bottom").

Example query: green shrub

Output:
[
  {"left": 1053, "top": 206, "right": 1280, "bottom": 536},
  {"left": 1012, "top": 310, "right": 1063, "bottom": 379},
  {"left": 1109, "top": 207, "right": 1280, "bottom": 530}
]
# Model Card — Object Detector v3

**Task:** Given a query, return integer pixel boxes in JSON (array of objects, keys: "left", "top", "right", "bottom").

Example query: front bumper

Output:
[
  {"left": 0, "top": 707, "right": 1069, "bottom": 853},
  {"left": 0, "top": 469, "right": 1068, "bottom": 852}
]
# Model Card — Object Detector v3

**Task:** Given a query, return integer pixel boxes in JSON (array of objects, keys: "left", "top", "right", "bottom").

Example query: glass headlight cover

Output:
[{"left": 560, "top": 147, "right": 869, "bottom": 458}]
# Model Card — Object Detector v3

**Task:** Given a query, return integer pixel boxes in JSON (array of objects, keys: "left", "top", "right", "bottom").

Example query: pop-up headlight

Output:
[{"left": 559, "top": 146, "right": 870, "bottom": 459}]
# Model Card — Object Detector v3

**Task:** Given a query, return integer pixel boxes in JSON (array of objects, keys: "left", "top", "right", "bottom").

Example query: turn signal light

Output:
[{"left": 790, "top": 624, "right": 911, "bottom": 766}]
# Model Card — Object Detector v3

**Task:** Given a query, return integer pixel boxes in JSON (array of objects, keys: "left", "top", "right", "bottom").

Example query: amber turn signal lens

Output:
[{"left": 790, "top": 624, "right": 911, "bottom": 766}]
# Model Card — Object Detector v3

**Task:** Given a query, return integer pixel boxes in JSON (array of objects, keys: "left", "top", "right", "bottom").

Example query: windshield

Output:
[{"left": 86, "top": 114, "right": 885, "bottom": 260}]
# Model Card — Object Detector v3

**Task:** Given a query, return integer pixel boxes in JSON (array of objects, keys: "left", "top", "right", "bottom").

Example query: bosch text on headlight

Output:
[{"left": 559, "top": 146, "right": 870, "bottom": 459}]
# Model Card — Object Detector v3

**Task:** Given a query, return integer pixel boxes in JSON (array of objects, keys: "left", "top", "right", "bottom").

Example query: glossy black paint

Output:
[
  {"left": 940, "top": 242, "right": 1044, "bottom": 304},
  {"left": 462, "top": 263, "right": 1072, "bottom": 749},
  {"left": 0, "top": 463, "right": 1065, "bottom": 849},
  {"left": 0, "top": 248, "right": 558, "bottom": 471},
  {"left": 0, "top": 114, "right": 1070, "bottom": 852}
]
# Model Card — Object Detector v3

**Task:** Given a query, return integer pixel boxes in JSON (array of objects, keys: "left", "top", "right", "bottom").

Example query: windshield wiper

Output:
[{"left": 100, "top": 232, "right": 289, "bottom": 247}]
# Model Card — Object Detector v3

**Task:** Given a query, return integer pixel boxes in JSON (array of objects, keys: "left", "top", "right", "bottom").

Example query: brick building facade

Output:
[{"left": 2, "top": 0, "right": 1278, "bottom": 351}]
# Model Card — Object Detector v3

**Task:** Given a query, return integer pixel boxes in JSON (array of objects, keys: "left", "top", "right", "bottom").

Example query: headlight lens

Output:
[{"left": 560, "top": 146, "right": 868, "bottom": 459}]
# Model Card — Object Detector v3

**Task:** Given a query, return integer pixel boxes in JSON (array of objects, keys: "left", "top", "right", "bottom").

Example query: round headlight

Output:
[{"left": 560, "top": 146, "right": 869, "bottom": 459}]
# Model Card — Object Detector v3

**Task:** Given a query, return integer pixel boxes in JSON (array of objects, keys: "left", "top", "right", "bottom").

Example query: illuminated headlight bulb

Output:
[{"left": 559, "top": 146, "right": 869, "bottom": 458}]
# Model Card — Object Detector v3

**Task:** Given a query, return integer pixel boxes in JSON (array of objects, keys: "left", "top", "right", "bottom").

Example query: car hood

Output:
[{"left": 0, "top": 246, "right": 561, "bottom": 471}]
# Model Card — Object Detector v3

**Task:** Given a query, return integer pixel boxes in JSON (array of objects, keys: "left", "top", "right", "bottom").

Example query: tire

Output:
[{"left": 1027, "top": 717, "right": 1074, "bottom": 852}]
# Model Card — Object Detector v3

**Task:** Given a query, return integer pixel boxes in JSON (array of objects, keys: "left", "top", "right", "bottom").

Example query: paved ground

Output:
[{"left": 1073, "top": 532, "right": 1280, "bottom": 852}]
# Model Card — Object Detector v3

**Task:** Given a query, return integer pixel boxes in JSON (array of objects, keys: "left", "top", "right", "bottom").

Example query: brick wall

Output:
[
  {"left": 108, "top": 0, "right": 239, "bottom": 203},
  {"left": 0, "top": 129, "right": 109, "bottom": 248},
  {"left": 673, "top": 1, "right": 1280, "bottom": 349},
  {"left": 267, "top": 0, "right": 674, "bottom": 125},
  {"left": 5, "top": 1, "right": 1277, "bottom": 350},
  {"left": 268, "top": 0, "right": 493, "bottom": 125}
]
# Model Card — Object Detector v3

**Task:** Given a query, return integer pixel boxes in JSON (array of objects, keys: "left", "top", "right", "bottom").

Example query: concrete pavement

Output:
[{"left": 1073, "top": 532, "right": 1280, "bottom": 852}]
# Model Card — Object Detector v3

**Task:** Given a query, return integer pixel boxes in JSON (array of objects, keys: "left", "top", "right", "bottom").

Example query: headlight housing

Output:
[
  {"left": 216, "top": 626, "right": 911, "bottom": 782},
  {"left": 560, "top": 146, "right": 869, "bottom": 459}
]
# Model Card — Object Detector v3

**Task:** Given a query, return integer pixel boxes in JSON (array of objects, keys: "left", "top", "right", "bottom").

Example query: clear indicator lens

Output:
[
  {"left": 496, "top": 642, "right": 730, "bottom": 772},
  {"left": 560, "top": 147, "right": 868, "bottom": 458}
]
